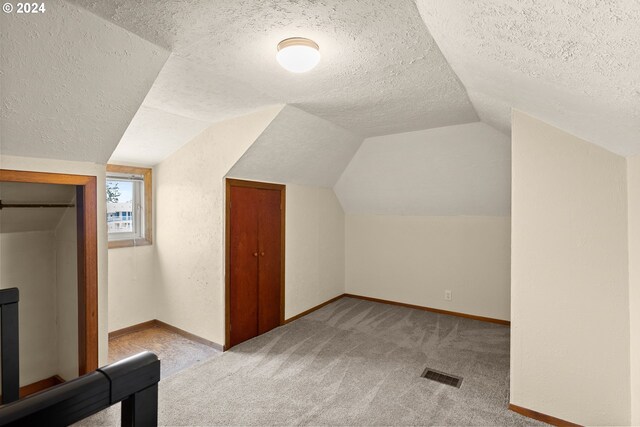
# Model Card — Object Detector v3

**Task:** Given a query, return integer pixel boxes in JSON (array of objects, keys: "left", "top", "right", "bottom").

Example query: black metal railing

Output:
[
  {"left": 0, "top": 351, "right": 160, "bottom": 427},
  {"left": 0, "top": 286, "right": 161, "bottom": 426},
  {"left": 0, "top": 288, "right": 19, "bottom": 404}
]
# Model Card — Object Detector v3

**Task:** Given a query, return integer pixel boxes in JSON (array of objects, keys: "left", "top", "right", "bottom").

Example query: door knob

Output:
[
  {"left": 260, "top": 252, "right": 265, "bottom": 256},
  {"left": 253, "top": 252, "right": 258, "bottom": 257}
]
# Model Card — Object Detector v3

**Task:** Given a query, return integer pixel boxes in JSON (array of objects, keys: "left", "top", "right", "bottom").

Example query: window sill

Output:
[{"left": 108, "top": 238, "right": 152, "bottom": 249}]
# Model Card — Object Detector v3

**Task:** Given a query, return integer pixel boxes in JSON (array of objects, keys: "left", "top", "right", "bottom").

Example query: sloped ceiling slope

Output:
[
  {"left": 109, "top": 54, "right": 279, "bottom": 165},
  {"left": 0, "top": 0, "right": 169, "bottom": 163},
  {"left": 335, "top": 122, "right": 511, "bottom": 215},
  {"left": 69, "top": 0, "right": 477, "bottom": 153},
  {"left": 228, "top": 106, "right": 363, "bottom": 188},
  {"left": 109, "top": 104, "right": 212, "bottom": 166},
  {"left": 416, "top": 0, "right": 640, "bottom": 155}
]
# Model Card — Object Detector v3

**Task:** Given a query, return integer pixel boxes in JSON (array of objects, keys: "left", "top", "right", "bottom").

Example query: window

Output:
[{"left": 106, "top": 165, "right": 152, "bottom": 248}]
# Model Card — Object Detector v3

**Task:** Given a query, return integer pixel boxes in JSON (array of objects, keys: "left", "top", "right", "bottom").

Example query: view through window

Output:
[
  {"left": 106, "top": 179, "right": 135, "bottom": 235},
  {"left": 106, "top": 165, "right": 152, "bottom": 248}
]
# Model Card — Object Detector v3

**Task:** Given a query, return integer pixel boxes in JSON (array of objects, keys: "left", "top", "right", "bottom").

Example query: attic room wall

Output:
[
  {"left": 628, "top": 154, "right": 640, "bottom": 424},
  {"left": 336, "top": 123, "right": 511, "bottom": 321},
  {"left": 107, "top": 165, "right": 157, "bottom": 333},
  {"left": 55, "top": 205, "right": 78, "bottom": 381},
  {"left": 107, "top": 243, "right": 157, "bottom": 332},
  {"left": 220, "top": 180, "right": 346, "bottom": 319},
  {"left": 153, "top": 106, "right": 282, "bottom": 346},
  {"left": 0, "top": 155, "right": 109, "bottom": 366},
  {"left": 511, "top": 111, "right": 630, "bottom": 425},
  {"left": 282, "top": 184, "right": 345, "bottom": 318},
  {"left": 345, "top": 215, "right": 510, "bottom": 320},
  {"left": 0, "top": 231, "right": 58, "bottom": 385},
  {"left": 0, "top": 201, "right": 77, "bottom": 385}
]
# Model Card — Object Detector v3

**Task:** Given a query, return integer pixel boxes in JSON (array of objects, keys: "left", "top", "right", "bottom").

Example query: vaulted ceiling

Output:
[
  {"left": 228, "top": 106, "right": 362, "bottom": 188},
  {"left": 0, "top": 0, "right": 169, "bottom": 164},
  {"left": 68, "top": 0, "right": 478, "bottom": 165},
  {"left": 416, "top": 0, "right": 640, "bottom": 155},
  {"left": 2, "top": 0, "right": 638, "bottom": 207}
]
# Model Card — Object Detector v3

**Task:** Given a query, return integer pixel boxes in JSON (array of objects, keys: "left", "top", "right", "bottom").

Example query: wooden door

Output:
[
  {"left": 226, "top": 179, "right": 285, "bottom": 349},
  {"left": 257, "top": 189, "right": 282, "bottom": 334},
  {"left": 229, "top": 186, "right": 259, "bottom": 348}
]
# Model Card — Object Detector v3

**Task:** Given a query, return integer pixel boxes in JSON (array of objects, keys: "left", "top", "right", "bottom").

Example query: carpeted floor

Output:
[{"left": 81, "top": 297, "right": 544, "bottom": 426}]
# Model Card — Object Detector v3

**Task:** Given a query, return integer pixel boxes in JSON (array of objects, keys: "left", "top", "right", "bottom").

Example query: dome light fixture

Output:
[{"left": 276, "top": 37, "right": 320, "bottom": 73}]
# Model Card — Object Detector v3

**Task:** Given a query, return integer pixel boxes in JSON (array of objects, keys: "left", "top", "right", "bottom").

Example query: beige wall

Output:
[
  {"left": 107, "top": 162, "right": 158, "bottom": 333},
  {"left": 345, "top": 214, "right": 511, "bottom": 320},
  {"left": 108, "top": 108, "right": 347, "bottom": 342},
  {"left": 284, "top": 184, "right": 345, "bottom": 318},
  {"left": 0, "top": 155, "right": 109, "bottom": 366},
  {"left": 107, "top": 245, "right": 157, "bottom": 332},
  {"left": 0, "top": 231, "right": 58, "bottom": 385},
  {"left": 511, "top": 111, "right": 630, "bottom": 425},
  {"left": 153, "top": 106, "right": 282, "bottom": 345},
  {"left": 628, "top": 154, "right": 640, "bottom": 425},
  {"left": 54, "top": 206, "right": 79, "bottom": 380},
  {"left": 0, "top": 206, "right": 77, "bottom": 384}
]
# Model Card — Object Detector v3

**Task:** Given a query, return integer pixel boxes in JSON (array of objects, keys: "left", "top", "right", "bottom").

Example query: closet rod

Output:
[{"left": 0, "top": 200, "right": 75, "bottom": 210}]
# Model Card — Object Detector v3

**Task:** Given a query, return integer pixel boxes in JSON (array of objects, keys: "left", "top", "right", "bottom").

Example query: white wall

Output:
[
  {"left": 154, "top": 106, "right": 282, "bottom": 345},
  {"left": 0, "top": 155, "right": 109, "bottom": 366},
  {"left": 346, "top": 215, "right": 510, "bottom": 320},
  {"left": 336, "top": 122, "right": 511, "bottom": 321},
  {"left": 55, "top": 205, "right": 78, "bottom": 380},
  {"left": 335, "top": 122, "right": 510, "bottom": 216},
  {"left": 109, "top": 114, "right": 347, "bottom": 336},
  {"left": 106, "top": 162, "right": 158, "bottom": 333},
  {"left": 0, "top": 205, "right": 78, "bottom": 386},
  {"left": 628, "top": 154, "right": 640, "bottom": 425},
  {"left": 511, "top": 111, "right": 630, "bottom": 425},
  {"left": 0, "top": 231, "right": 58, "bottom": 385},
  {"left": 284, "top": 184, "right": 345, "bottom": 318},
  {"left": 107, "top": 245, "right": 157, "bottom": 332}
]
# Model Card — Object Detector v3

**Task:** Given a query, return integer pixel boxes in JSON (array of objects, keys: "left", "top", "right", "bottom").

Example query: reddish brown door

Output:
[
  {"left": 228, "top": 180, "right": 283, "bottom": 348},
  {"left": 229, "top": 186, "right": 259, "bottom": 347},
  {"left": 257, "top": 189, "right": 282, "bottom": 334}
]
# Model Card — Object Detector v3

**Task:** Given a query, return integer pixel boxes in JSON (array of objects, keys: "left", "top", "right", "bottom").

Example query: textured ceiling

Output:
[
  {"left": 69, "top": 0, "right": 478, "bottom": 166},
  {"left": 0, "top": 0, "right": 170, "bottom": 163},
  {"left": 109, "top": 104, "right": 212, "bottom": 165},
  {"left": 335, "top": 122, "right": 511, "bottom": 215},
  {"left": 109, "top": 54, "right": 280, "bottom": 165},
  {"left": 416, "top": 0, "right": 640, "bottom": 155},
  {"left": 0, "top": 182, "right": 76, "bottom": 233},
  {"left": 228, "top": 106, "right": 363, "bottom": 187}
]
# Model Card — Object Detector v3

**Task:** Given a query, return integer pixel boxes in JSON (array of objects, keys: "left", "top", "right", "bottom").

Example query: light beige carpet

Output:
[{"left": 81, "top": 297, "right": 544, "bottom": 426}]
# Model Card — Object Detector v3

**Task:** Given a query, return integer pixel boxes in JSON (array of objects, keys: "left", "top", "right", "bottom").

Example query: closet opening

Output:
[{"left": 0, "top": 169, "right": 98, "bottom": 389}]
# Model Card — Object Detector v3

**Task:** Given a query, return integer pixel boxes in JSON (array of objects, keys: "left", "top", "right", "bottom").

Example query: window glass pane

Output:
[{"left": 106, "top": 180, "right": 134, "bottom": 234}]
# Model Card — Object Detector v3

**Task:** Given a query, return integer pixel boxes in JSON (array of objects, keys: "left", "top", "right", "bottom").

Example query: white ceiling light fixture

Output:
[{"left": 276, "top": 37, "right": 320, "bottom": 73}]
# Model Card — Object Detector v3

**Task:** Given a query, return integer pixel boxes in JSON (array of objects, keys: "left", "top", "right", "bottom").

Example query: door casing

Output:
[
  {"left": 225, "top": 178, "right": 285, "bottom": 350},
  {"left": 0, "top": 169, "right": 98, "bottom": 375}
]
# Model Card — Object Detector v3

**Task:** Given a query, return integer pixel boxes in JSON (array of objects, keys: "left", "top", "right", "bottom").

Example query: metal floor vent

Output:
[{"left": 421, "top": 368, "right": 463, "bottom": 388}]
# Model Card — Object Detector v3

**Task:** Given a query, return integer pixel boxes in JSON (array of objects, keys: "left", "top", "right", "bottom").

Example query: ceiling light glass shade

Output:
[{"left": 276, "top": 37, "right": 320, "bottom": 73}]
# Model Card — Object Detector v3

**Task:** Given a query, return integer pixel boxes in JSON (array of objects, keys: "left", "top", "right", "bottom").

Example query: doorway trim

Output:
[
  {"left": 225, "top": 178, "right": 286, "bottom": 350},
  {"left": 0, "top": 169, "right": 98, "bottom": 375}
]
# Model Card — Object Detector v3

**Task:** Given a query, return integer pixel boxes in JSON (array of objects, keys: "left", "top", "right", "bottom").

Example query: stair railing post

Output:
[{"left": 0, "top": 288, "right": 20, "bottom": 404}]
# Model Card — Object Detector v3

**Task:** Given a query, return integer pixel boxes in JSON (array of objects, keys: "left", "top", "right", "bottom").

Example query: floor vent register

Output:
[{"left": 421, "top": 367, "right": 463, "bottom": 388}]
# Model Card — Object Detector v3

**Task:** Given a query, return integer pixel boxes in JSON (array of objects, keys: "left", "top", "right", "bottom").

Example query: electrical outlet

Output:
[{"left": 444, "top": 290, "right": 452, "bottom": 301}]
